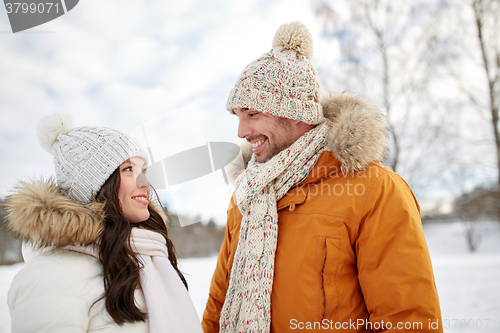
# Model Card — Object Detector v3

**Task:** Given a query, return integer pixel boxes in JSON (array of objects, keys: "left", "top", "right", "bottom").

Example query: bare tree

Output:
[
  {"left": 471, "top": 0, "right": 500, "bottom": 184},
  {"left": 453, "top": 184, "right": 500, "bottom": 251},
  {"left": 439, "top": 0, "right": 500, "bottom": 244},
  {"left": 0, "top": 198, "right": 7, "bottom": 265},
  {"left": 438, "top": 0, "right": 500, "bottom": 183},
  {"left": 0, "top": 198, "right": 23, "bottom": 265},
  {"left": 313, "top": 0, "right": 455, "bottom": 195}
]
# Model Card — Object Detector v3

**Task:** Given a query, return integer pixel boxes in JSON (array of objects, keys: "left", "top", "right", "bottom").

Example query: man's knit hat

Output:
[
  {"left": 37, "top": 113, "right": 149, "bottom": 204},
  {"left": 226, "top": 21, "right": 323, "bottom": 125}
]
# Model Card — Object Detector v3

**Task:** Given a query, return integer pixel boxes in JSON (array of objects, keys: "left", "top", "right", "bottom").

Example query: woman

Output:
[{"left": 5, "top": 113, "right": 202, "bottom": 333}]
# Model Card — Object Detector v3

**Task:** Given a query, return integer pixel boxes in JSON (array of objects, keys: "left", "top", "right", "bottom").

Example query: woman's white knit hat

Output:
[
  {"left": 37, "top": 113, "right": 149, "bottom": 204},
  {"left": 226, "top": 21, "right": 323, "bottom": 125}
]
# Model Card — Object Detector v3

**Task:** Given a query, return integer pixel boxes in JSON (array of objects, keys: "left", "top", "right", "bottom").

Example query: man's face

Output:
[{"left": 234, "top": 108, "right": 298, "bottom": 163}]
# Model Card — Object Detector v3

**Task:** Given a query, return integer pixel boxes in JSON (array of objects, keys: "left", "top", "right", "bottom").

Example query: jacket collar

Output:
[
  {"left": 276, "top": 151, "right": 340, "bottom": 211},
  {"left": 321, "top": 92, "right": 387, "bottom": 173},
  {"left": 297, "top": 151, "right": 341, "bottom": 185}
]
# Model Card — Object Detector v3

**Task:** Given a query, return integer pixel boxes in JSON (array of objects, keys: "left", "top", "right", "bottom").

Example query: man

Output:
[{"left": 203, "top": 22, "right": 442, "bottom": 333}]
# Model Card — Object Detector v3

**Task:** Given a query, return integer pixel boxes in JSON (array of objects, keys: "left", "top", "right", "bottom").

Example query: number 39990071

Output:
[{"left": 5, "top": 2, "right": 60, "bottom": 14}]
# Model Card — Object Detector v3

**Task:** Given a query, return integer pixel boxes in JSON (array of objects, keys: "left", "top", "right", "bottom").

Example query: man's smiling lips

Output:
[{"left": 249, "top": 137, "right": 267, "bottom": 153}]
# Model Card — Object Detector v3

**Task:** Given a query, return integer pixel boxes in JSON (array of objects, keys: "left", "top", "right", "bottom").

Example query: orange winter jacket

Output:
[{"left": 202, "top": 93, "right": 443, "bottom": 333}]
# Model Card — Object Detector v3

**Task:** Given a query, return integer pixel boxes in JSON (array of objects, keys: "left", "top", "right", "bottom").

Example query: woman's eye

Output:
[
  {"left": 142, "top": 168, "right": 147, "bottom": 175},
  {"left": 123, "top": 166, "right": 132, "bottom": 172}
]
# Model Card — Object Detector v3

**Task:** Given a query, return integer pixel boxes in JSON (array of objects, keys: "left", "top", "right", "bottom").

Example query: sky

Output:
[
  {"left": 0, "top": 0, "right": 324, "bottom": 224},
  {"left": 1, "top": 0, "right": 497, "bottom": 224}
]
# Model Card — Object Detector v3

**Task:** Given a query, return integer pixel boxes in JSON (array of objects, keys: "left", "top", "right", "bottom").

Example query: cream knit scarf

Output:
[
  {"left": 219, "top": 121, "right": 331, "bottom": 333},
  {"left": 61, "top": 229, "right": 202, "bottom": 333},
  {"left": 129, "top": 228, "right": 202, "bottom": 333}
]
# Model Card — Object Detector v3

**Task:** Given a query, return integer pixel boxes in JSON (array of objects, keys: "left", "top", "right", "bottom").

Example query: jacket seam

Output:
[
  {"left": 354, "top": 170, "right": 395, "bottom": 319},
  {"left": 355, "top": 167, "right": 391, "bottom": 226}
]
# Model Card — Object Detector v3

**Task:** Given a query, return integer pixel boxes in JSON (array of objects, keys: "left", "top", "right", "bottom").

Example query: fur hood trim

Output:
[
  {"left": 322, "top": 92, "right": 388, "bottom": 172},
  {"left": 4, "top": 178, "right": 105, "bottom": 247}
]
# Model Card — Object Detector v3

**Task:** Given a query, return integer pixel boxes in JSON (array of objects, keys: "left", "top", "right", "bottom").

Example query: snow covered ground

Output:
[
  {"left": 423, "top": 221, "right": 500, "bottom": 332},
  {"left": 0, "top": 221, "right": 499, "bottom": 332}
]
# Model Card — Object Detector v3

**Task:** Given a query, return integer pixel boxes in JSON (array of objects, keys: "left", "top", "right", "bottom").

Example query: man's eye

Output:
[{"left": 142, "top": 168, "right": 147, "bottom": 175}]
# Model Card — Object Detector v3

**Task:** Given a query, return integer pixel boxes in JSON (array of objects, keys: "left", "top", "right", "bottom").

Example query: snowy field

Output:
[
  {"left": 0, "top": 221, "right": 499, "bottom": 332},
  {"left": 423, "top": 221, "right": 500, "bottom": 332}
]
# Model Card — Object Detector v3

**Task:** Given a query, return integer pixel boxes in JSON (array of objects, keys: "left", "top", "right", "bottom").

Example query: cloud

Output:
[{"left": 0, "top": 0, "right": 319, "bottom": 223}]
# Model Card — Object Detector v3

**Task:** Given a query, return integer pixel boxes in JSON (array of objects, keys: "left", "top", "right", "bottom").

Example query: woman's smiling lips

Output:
[{"left": 131, "top": 194, "right": 148, "bottom": 205}]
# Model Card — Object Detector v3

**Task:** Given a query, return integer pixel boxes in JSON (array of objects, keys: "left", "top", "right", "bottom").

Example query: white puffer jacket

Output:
[
  {"left": 4, "top": 179, "right": 190, "bottom": 333},
  {"left": 8, "top": 247, "right": 148, "bottom": 333}
]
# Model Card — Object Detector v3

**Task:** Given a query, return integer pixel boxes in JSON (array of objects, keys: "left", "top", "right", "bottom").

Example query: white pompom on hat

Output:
[
  {"left": 226, "top": 21, "right": 323, "bottom": 125},
  {"left": 272, "top": 21, "right": 313, "bottom": 59},
  {"left": 37, "top": 113, "right": 149, "bottom": 204},
  {"left": 37, "top": 112, "right": 74, "bottom": 152}
]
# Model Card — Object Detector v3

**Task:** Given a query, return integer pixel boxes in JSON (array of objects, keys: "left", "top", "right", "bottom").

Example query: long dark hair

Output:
[{"left": 95, "top": 168, "right": 186, "bottom": 325}]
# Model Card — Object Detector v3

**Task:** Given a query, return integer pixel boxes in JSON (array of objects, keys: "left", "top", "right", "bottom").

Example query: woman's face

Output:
[{"left": 118, "top": 157, "right": 150, "bottom": 223}]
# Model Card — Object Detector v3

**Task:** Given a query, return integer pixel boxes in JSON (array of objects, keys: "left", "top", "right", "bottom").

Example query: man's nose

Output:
[{"left": 238, "top": 119, "right": 252, "bottom": 139}]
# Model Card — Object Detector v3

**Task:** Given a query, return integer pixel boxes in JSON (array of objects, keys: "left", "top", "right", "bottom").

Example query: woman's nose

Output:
[{"left": 136, "top": 172, "right": 150, "bottom": 189}]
